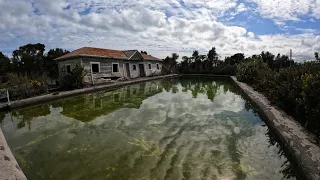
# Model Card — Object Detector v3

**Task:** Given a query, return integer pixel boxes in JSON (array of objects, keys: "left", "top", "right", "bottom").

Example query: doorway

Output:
[
  {"left": 139, "top": 64, "right": 146, "bottom": 77},
  {"left": 125, "top": 63, "right": 130, "bottom": 78}
]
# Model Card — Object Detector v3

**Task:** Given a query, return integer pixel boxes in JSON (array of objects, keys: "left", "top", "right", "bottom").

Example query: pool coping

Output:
[
  {"left": 0, "top": 74, "right": 179, "bottom": 111},
  {"left": 230, "top": 76, "right": 320, "bottom": 180},
  {"left": 0, "top": 74, "right": 179, "bottom": 179}
]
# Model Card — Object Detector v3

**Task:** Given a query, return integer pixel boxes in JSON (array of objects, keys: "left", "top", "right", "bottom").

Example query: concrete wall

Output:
[
  {"left": 58, "top": 58, "right": 82, "bottom": 75},
  {"left": 124, "top": 62, "right": 140, "bottom": 78},
  {"left": 58, "top": 58, "right": 163, "bottom": 84},
  {"left": 144, "top": 61, "right": 162, "bottom": 77},
  {"left": 82, "top": 58, "right": 125, "bottom": 84},
  {"left": 58, "top": 57, "right": 125, "bottom": 84}
]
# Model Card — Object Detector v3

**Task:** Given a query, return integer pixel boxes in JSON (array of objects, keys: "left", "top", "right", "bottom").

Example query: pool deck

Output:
[{"left": 231, "top": 76, "right": 320, "bottom": 180}]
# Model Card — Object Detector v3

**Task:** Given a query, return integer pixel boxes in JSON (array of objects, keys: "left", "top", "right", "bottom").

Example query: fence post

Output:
[{"left": 6, "top": 90, "right": 10, "bottom": 106}]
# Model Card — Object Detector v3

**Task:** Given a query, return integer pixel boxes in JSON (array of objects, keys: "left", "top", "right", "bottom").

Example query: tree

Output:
[
  {"left": 0, "top": 52, "right": 11, "bottom": 74},
  {"left": 12, "top": 43, "right": 45, "bottom": 77},
  {"left": 44, "top": 48, "right": 70, "bottom": 79},
  {"left": 192, "top": 50, "right": 199, "bottom": 60},
  {"left": 0, "top": 52, "right": 11, "bottom": 82},
  {"left": 163, "top": 53, "right": 179, "bottom": 74},
  {"left": 261, "top": 51, "right": 275, "bottom": 69},
  {"left": 141, "top": 51, "right": 148, "bottom": 55},
  {"left": 225, "top": 53, "right": 245, "bottom": 65},
  {"left": 315, "top": 52, "right": 319, "bottom": 61},
  {"left": 207, "top": 47, "right": 219, "bottom": 67}
]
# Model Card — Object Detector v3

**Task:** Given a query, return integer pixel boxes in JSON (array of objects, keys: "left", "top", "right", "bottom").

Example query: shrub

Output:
[
  {"left": 236, "top": 58, "right": 273, "bottom": 90},
  {"left": 212, "top": 64, "right": 236, "bottom": 75},
  {"left": 7, "top": 73, "right": 48, "bottom": 100},
  {"left": 59, "top": 65, "right": 86, "bottom": 90},
  {"left": 236, "top": 61, "right": 320, "bottom": 140}
]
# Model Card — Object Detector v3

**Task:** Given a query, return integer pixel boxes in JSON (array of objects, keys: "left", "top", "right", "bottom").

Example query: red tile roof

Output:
[
  {"left": 55, "top": 47, "right": 161, "bottom": 61},
  {"left": 141, "top": 53, "right": 161, "bottom": 60}
]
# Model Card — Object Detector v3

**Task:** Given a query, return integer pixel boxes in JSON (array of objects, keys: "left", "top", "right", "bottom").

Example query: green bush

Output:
[
  {"left": 212, "top": 64, "right": 236, "bottom": 75},
  {"left": 236, "top": 61, "right": 320, "bottom": 140},
  {"left": 7, "top": 74, "right": 48, "bottom": 100},
  {"left": 236, "top": 58, "right": 273, "bottom": 90},
  {"left": 59, "top": 65, "right": 86, "bottom": 90}
]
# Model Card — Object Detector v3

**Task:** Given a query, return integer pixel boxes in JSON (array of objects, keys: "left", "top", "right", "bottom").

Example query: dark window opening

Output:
[
  {"left": 113, "top": 64, "right": 119, "bottom": 72},
  {"left": 66, "top": 65, "right": 71, "bottom": 73},
  {"left": 133, "top": 65, "right": 137, "bottom": 71},
  {"left": 157, "top": 64, "right": 159, "bottom": 69},
  {"left": 148, "top": 64, "right": 151, "bottom": 69},
  {"left": 91, "top": 63, "right": 99, "bottom": 73}
]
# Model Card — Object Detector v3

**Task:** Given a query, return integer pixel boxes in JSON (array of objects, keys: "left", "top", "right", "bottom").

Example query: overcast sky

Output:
[{"left": 0, "top": 0, "right": 320, "bottom": 60}]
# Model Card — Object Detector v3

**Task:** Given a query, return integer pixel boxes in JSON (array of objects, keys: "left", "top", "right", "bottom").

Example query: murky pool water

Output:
[{"left": 0, "top": 77, "right": 296, "bottom": 180}]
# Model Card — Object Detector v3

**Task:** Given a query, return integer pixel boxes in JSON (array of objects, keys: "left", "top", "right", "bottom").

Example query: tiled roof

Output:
[
  {"left": 141, "top": 53, "right": 161, "bottom": 61},
  {"left": 123, "top": 50, "right": 137, "bottom": 58},
  {"left": 55, "top": 47, "right": 161, "bottom": 61}
]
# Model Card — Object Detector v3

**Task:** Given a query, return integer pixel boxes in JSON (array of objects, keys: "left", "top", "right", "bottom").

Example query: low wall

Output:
[
  {"left": 0, "top": 128, "right": 27, "bottom": 180},
  {"left": 1, "top": 74, "right": 179, "bottom": 111},
  {"left": 231, "top": 76, "right": 320, "bottom": 180}
]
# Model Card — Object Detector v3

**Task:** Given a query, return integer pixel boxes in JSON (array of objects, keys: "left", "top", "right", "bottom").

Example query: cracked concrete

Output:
[{"left": 231, "top": 76, "right": 320, "bottom": 180}]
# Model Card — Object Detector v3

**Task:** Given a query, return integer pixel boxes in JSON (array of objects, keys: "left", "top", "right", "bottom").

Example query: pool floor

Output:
[{"left": 0, "top": 77, "right": 296, "bottom": 180}]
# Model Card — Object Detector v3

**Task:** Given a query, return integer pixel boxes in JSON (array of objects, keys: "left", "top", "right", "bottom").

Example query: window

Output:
[
  {"left": 112, "top": 63, "right": 119, "bottom": 72},
  {"left": 148, "top": 64, "right": 152, "bottom": 69},
  {"left": 91, "top": 62, "right": 100, "bottom": 73},
  {"left": 133, "top": 64, "right": 137, "bottom": 71},
  {"left": 66, "top": 64, "right": 71, "bottom": 73},
  {"left": 156, "top": 63, "right": 159, "bottom": 70}
]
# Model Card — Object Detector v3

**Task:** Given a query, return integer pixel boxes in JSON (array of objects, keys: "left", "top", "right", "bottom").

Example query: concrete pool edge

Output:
[
  {"left": 0, "top": 74, "right": 179, "bottom": 111},
  {"left": 230, "top": 76, "right": 320, "bottom": 180},
  {"left": 0, "top": 128, "right": 27, "bottom": 180}
]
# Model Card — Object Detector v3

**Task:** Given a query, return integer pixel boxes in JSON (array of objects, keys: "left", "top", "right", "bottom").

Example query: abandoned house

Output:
[{"left": 55, "top": 47, "right": 163, "bottom": 84}]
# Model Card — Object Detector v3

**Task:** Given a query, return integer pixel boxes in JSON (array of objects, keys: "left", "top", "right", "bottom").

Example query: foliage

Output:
[
  {"left": 0, "top": 52, "right": 11, "bottom": 83},
  {"left": 59, "top": 65, "right": 87, "bottom": 90},
  {"left": 44, "top": 48, "right": 70, "bottom": 79},
  {"left": 162, "top": 53, "right": 179, "bottom": 74},
  {"left": 0, "top": 44, "right": 69, "bottom": 84},
  {"left": 236, "top": 60, "right": 320, "bottom": 140},
  {"left": 7, "top": 73, "right": 49, "bottom": 100},
  {"left": 236, "top": 58, "right": 272, "bottom": 88},
  {"left": 225, "top": 53, "right": 244, "bottom": 65}
]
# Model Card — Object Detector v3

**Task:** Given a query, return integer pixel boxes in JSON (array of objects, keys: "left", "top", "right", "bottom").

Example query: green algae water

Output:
[{"left": 0, "top": 77, "right": 297, "bottom": 180}]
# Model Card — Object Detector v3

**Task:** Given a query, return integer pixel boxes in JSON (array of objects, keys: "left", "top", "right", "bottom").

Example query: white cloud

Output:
[
  {"left": 237, "top": 3, "right": 247, "bottom": 13},
  {"left": 247, "top": 32, "right": 255, "bottom": 38},
  {"left": 247, "top": 0, "right": 320, "bottom": 22},
  {"left": 0, "top": 0, "right": 319, "bottom": 61}
]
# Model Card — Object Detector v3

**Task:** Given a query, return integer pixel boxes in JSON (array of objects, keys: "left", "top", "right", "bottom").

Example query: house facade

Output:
[{"left": 55, "top": 47, "right": 163, "bottom": 85}]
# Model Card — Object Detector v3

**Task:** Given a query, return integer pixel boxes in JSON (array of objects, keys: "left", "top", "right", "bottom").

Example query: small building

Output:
[{"left": 55, "top": 47, "right": 163, "bottom": 84}]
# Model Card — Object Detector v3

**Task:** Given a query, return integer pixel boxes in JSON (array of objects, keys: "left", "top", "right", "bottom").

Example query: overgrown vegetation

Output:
[
  {"left": 0, "top": 43, "right": 70, "bottom": 98},
  {"left": 59, "top": 65, "right": 87, "bottom": 90},
  {"left": 237, "top": 58, "right": 320, "bottom": 141},
  {"left": 6, "top": 74, "right": 49, "bottom": 100}
]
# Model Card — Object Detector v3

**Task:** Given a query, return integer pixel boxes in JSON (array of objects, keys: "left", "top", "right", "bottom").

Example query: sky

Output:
[{"left": 0, "top": 0, "right": 320, "bottom": 61}]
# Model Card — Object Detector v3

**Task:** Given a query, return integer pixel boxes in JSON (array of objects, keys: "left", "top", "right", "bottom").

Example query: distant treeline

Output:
[{"left": 162, "top": 47, "right": 319, "bottom": 75}]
